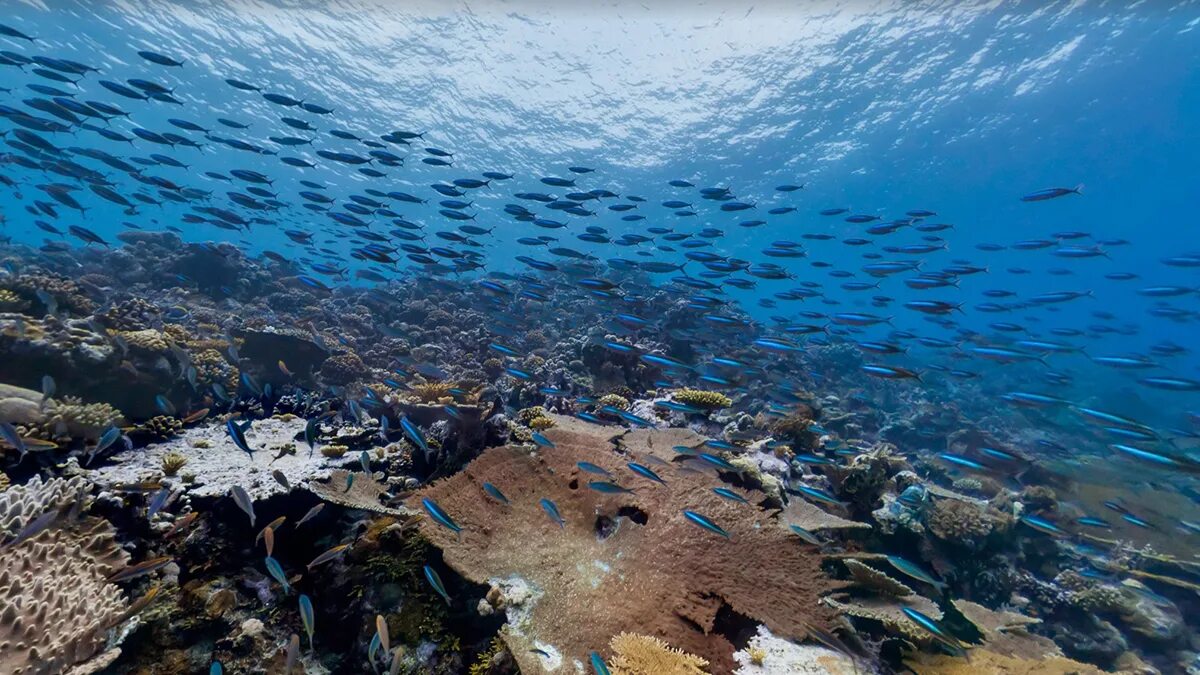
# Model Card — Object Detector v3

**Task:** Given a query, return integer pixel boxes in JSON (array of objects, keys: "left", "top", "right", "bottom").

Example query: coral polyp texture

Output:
[
  {"left": 415, "top": 414, "right": 843, "bottom": 672},
  {"left": 0, "top": 476, "right": 131, "bottom": 675}
]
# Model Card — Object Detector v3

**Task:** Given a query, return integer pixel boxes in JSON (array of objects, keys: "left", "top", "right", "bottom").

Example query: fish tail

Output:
[{"left": 1072, "top": 183, "right": 1084, "bottom": 194}]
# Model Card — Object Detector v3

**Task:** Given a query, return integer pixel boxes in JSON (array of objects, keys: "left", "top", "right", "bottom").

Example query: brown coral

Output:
[
  {"left": 610, "top": 632, "right": 709, "bottom": 675},
  {"left": 415, "top": 414, "right": 843, "bottom": 673},
  {"left": 0, "top": 476, "right": 131, "bottom": 674},
  {"left": 42, "top": 396, "right": 123, "bottom": 440},
  {"left": 115, "top": 328, "right": 172, "bottom": 353},
  {"left": 1, "top": 273, "right": 95, "bottom": 315},
  {"left": 926, "top": 498, "right": 1011, "bottom": 549},
  {"left": 99, "top": 298, "right": 159, "bottom": 331},
  {"left": 319, "top": 352, "right": 370, "bottom": 385},
  {"left": 307, "top": 470, "right": 415, "bottom": 517},
  {"left": 406, "top": 379, "right": 454, "bottom": 404}
]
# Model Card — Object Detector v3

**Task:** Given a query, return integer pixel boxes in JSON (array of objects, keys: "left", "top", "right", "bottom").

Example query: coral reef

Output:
[
  {"left": 732, "top": 625, "right": 858, "bottom": 675},
  {"left": 415, "top": 415, "right": 844, "bottom": 672},
  {"left": 610, "top": 632, "right": 710, "bottom": 675},
  {"left": 0, "top": 476, "right": 132, "bottom": 675},
  {"left": 672, "top": 389, "right": 732, "bottom": 410}
]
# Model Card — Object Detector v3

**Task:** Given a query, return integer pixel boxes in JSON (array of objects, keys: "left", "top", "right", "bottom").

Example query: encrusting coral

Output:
[
  {"left": 672, "top": 389, "right": 732, "bottom": 410},
  {"left": 415, "top": 414, "right": 844, "bottom": 673},
  {"left": 0, "top": 476, "right": 132, "bottom": 675},
  {"left": 609, "top": 632, "right": 710, "bottom": 675}
]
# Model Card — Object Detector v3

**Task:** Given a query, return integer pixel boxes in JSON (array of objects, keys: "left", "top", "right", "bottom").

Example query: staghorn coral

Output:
[
  {"left": 0, "top": 476, "right": 131, "bottom": 675},
  {"left": 672, "top": 389, "right": 732, "bottom": 410},
  {"left": 415, "top": 414, "right": 844, "bottom": 673},
  {"left": 609, "top": 632, "right": 710, "bottom": 675},
  {"left": 160, "top": 452, "right": 188, "bottom": 476},
  {"left": 43, "top": 396, "right": 123, "bottom": 440}
]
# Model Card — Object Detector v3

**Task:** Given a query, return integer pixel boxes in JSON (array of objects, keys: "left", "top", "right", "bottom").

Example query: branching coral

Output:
[
  {"left": 43, "top": 396, "right": 123, "bottom": 440},
  {"left": 517, "top": 406, "right": 548, "bottom": 424},
  {"left": 672, "top": 389, "right": 731, "bottom": 410},
  {"left": 415, "top": 414, "right": 844, "bottom": 673},
  {"left": 99, "top": 298, "right": 159, "bottom": 331},
  {"left": 405, "top": 380, "right": 455, "bottom": 404},
  {"left": 0, "top": 289, "right": 28, "bottom": 313},
  {"left": 926, "top": 498, "right": 1012, "bottom": 549},
  {"left": 192, "top": 348, "right": 239, "bottom": 394},
  {"left": 609, "top": 632, "right": 709, "bottom": 675},
  {"left": 528, "top": 416, "right": 555, "bottom": 431}
]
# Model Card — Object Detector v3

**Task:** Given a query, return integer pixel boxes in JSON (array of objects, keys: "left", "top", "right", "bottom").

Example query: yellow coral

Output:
[
  {"left": 469, "top": 637, "right": 507, "bottom": 675},
  {"left": 528, "top": 416, "right": 555, "bottom": 431},
  {"left": 161, "top": 452, "right": 188, "bottom": 476},
  {"left": 0, "top": 289, "right": 27, "bottom": 312},
  {"left": 321, "top": 444, "right": 349, "bottom": 459},
  {"left": 116, "top": 328, "right": 171, "bottom": 352},
  {"left": 597, "top": 393, "right": 630, "bottom": 411},
  {"left": 672, "top": 389, "right": 731, "bottom": 409},
  {"left": 517, "top": 406, "right": 548, "bottom": 424},
  {"left": 904, "top": 648, "right": 1102, "bottom": 674},
  {"left": 609, "top": 632, "right": 709, "bottom": 675},
  {"left": 407, "top": 380, "right": 454, "bottom": 404}
]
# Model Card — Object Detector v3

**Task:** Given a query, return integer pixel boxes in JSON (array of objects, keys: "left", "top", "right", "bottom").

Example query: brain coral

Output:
[
  {"left": 415, "top": 414, "right": 843, "bottom": 672},
  {"left": 0, "top": 476, "right": 131, "bottom": 674}
]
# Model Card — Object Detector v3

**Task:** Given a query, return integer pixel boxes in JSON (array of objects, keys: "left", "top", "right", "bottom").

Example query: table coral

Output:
[
  {"left": 415, "top": 414, "right": 844, "bottom": 673},
  {"left": 903, "top": 648, "right": 1104, "bottom": 674}
]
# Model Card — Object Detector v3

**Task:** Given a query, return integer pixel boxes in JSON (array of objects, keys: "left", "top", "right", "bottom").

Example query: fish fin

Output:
[{"left": 1073, "top": 183, "right": 1084, "bottom": 194}]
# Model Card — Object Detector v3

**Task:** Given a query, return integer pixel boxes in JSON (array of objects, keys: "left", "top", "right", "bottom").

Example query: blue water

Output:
[{"left": 3, "top": 2, "right": 1199, "bottom": 419}]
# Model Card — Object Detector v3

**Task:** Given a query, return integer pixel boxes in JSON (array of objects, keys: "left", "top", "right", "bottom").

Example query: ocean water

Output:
[{"left": 3, "top": 1, "right": 1200, "bottom": 673}]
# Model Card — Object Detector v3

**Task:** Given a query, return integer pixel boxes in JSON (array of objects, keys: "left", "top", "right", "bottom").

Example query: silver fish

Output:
[{"left": 230, "top": 485, "right": 255, "bottom": 526}]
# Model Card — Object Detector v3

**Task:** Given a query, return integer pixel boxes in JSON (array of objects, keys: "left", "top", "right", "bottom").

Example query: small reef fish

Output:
[
  {"left": 531, "top": 431, "right": 555, "bottom": 448},
  {"left": 230, "top": 485, "right": 256, "bottom": 526},
  {"left": 590, "top": 651, "right": 612, "bottom": 675},
  {"left": 789, "top": 524, "right": 824, "bottom": 547},
  {"left": 163, "top": 511, "right": 199, "bottom": 538},
  {"left": 265, "top": 555, "right": 292, "bottom": 593},
  {"left": 422, "top": 498, "right": 463, "bottom": 536},
  {"left": 107, "top": 556, "right": 173, "bottom": 583},
  {"left": 272, "top": 470, "right": 290, "bottom": 490},
  {"left": 226, "top": 418, "right": 254, "bottom": 457},
  {"left": 712, "top": 487, "right": 749, "bottom": 504},
  {"left": 1020, "top": 514, "right": 1067, "bottom": 537},
  {"left": 285, "top": 634, "right": 300, "bottom": 674},
  {"left": 901, "top": 607, "right": 967, "bottom": 656},
  {"left": 540, "top": 498, "right": 566, "bottom": 528},
  {"left": 299, "top": 594, "right": 315, "bottom": 651},
  {"left": 683, "top": 510, "right": 730, "bottom": 538},
  {"left": 588, "top": 480, "right": 635, "bottom": 494},
  {"left": 376, "top": 614, "right": 391, "bottom": 652},
  {"left": 886, "top": 555, "right": 947, "bottom": 592},
  {"left": 627, "top": 462, "right": 666, "bottom": 485},
  {"left": 482, "top": 482, "right": 509, "bottom": 504},
  {"left": 296, "top": 503, "right": 325, "bottom": 528},
  {"left": 424, "top": 564, "right": 452, "bottom": 604},
  {"left": 307, "top": 543, "right": 351, "bottom": 569}
]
